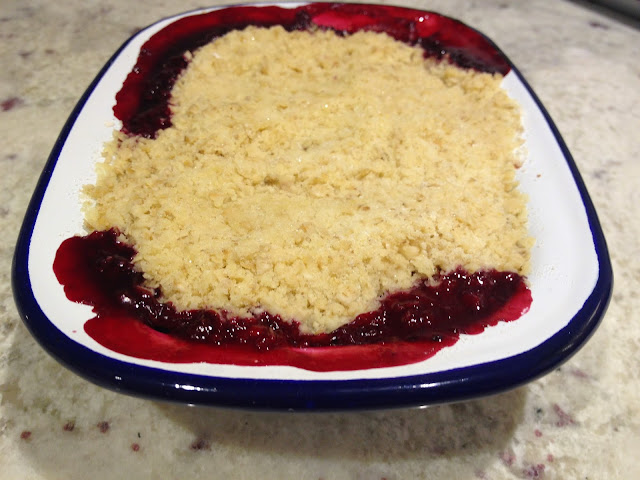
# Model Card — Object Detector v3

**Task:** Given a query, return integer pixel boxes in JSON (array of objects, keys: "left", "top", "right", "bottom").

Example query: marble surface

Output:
[{"left": 1, "top": 0, "right": 639, "bottom": 478}]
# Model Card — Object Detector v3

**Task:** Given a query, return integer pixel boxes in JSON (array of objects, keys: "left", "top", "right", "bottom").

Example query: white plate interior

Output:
[{"left": 27, "top": 4, "right": 599, "bottom": 382}]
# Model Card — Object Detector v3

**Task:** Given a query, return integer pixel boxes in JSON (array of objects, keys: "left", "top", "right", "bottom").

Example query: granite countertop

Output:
[{"left": 1, "top": 0, "right": 639, "bottom": 478}]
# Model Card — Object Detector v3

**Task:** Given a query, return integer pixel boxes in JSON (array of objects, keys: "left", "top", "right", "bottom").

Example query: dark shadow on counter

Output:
[
  {"left": 157, "top": 387, "right": 527, "bottom": 463},
  {"left": 567, "top": 0, "right": 640, "bottom": 27}
]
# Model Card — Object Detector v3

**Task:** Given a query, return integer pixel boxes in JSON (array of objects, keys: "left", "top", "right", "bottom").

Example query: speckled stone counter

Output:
[{"left": 1, "top": 1, "right": 639, "bottom": 478}]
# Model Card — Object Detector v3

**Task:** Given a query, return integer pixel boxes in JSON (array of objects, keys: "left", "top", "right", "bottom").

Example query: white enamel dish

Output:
[{"left": 12, "top": 3, "right": 612, "bottom": 410}]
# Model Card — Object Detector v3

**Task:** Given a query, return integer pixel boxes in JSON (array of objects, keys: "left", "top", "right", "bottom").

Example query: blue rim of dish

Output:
[{"left": 12, "top": 3, "right": 613, "bottom": 411}]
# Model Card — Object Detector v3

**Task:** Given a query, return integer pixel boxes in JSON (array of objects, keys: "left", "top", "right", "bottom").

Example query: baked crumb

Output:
[{"left": 84, "top": 26, "right": 532, "bottom": 334}]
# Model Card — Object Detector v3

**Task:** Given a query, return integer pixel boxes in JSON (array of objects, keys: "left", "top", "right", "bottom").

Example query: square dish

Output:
[{"left": 12, "top": 2, "right": 612, "bottom": 410}]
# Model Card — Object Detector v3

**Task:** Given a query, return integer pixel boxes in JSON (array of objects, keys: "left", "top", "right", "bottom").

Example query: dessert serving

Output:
[
  {"left": 53, "top": 4, "right": 534, "bottom": 370},
  {"left": 14, "top": 2, "right": 611, "bottom": 407}
]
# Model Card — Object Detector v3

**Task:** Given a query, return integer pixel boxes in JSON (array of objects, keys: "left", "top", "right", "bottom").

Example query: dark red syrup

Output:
[
  {"left": 55, "top": 4, "right": 526, "bottom": 371},
  {"left": 115, "top": 3, "right": 510, "bottom": 138},
  {"left": 54, "top": 230, "right": 531, "bottom": 371}
]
